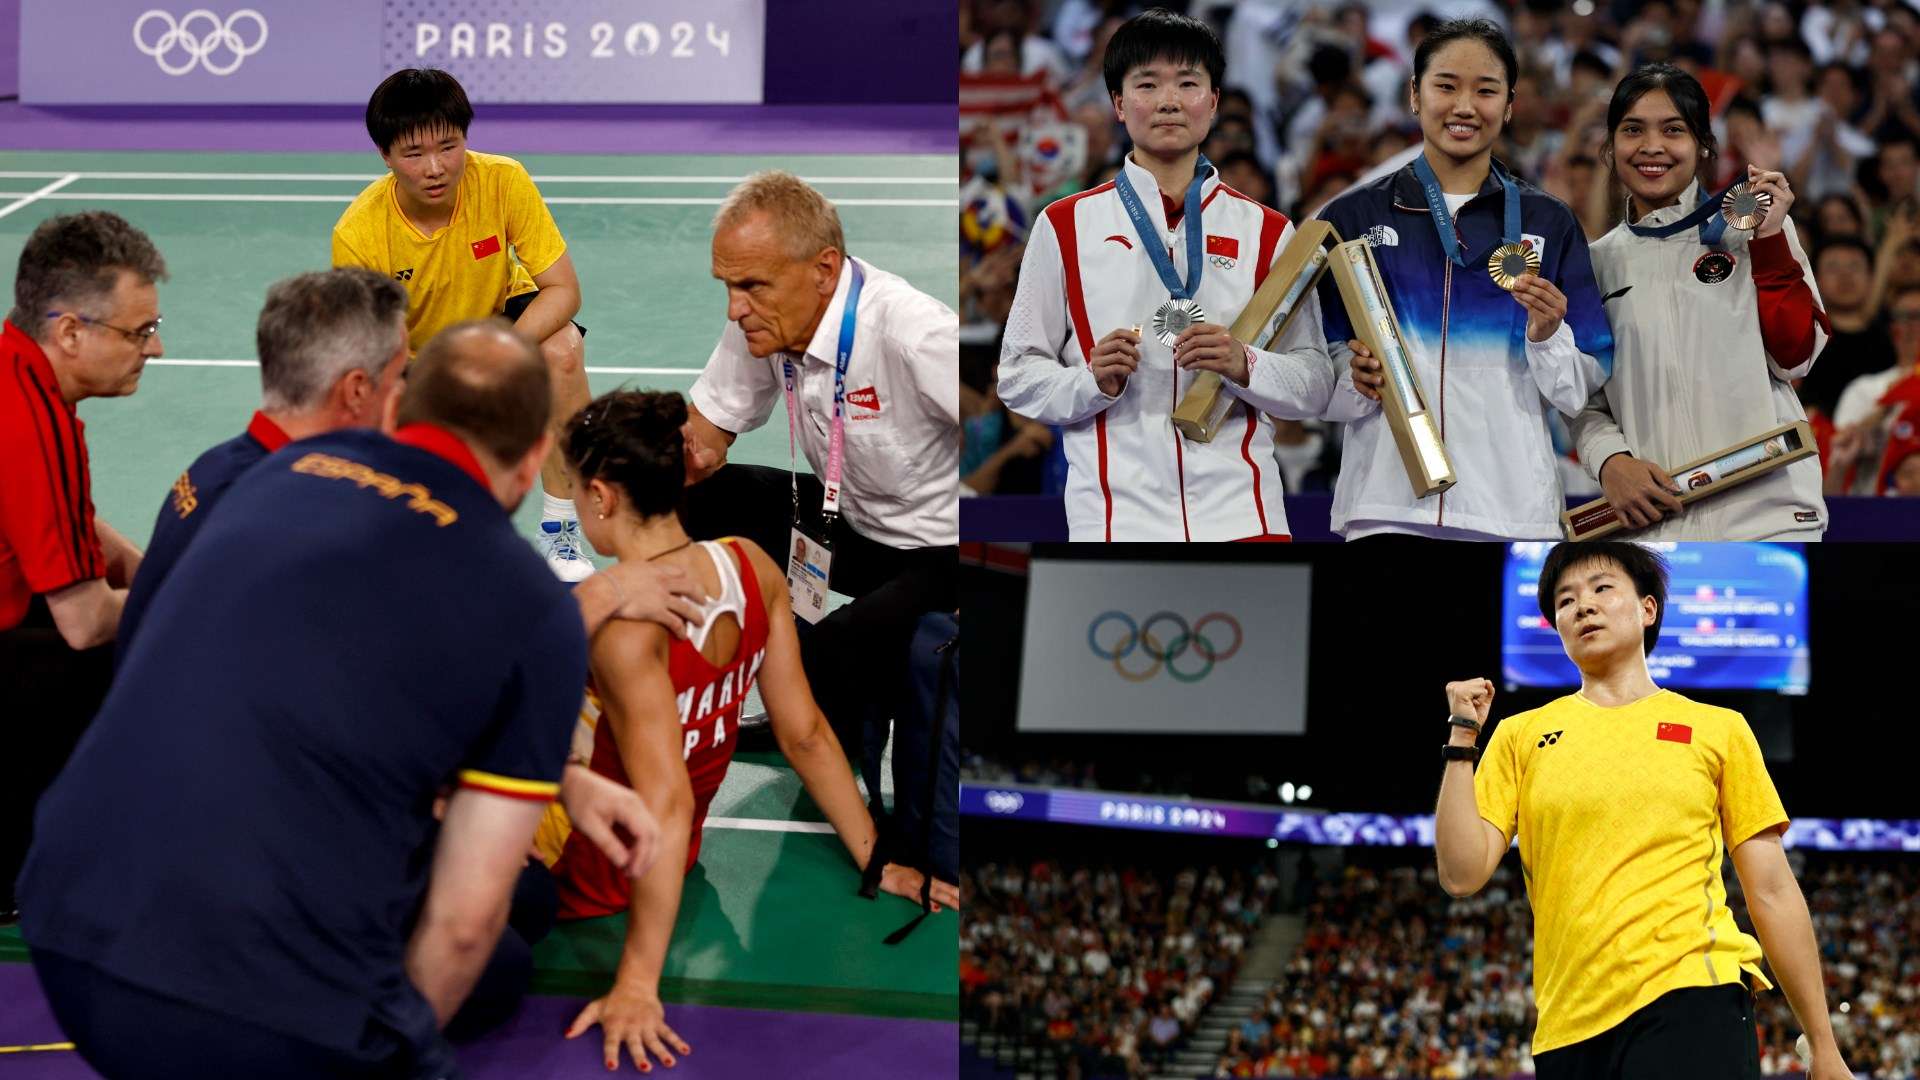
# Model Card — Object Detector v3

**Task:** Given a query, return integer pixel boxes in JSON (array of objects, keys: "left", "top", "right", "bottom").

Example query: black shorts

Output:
[
  {"left": 502, "top": 290, "right": 586, "bottom": 338},
  {"left": 1533, "top": 981, "right": 1760, "bottom": 1080}
]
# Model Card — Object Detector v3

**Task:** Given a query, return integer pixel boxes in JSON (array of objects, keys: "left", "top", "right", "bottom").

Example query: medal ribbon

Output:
[
  {"left": 782, "top": 258, "right": 866, "bottom": 533},
  {"left": 1112, "top": 154, "right": 1212, "bottom": 300},
  {"left": 1624, "top": 179, "right": 1737, "bottom": 250},
  {"left": 1411, "top": 154, "right": 1522, "bottom": 266}
]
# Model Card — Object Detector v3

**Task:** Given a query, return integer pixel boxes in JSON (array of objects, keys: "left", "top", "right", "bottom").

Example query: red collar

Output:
[
  {"left": 1161, "top": 191, "right": 1184, "bottom": 230},
  {"left": 247, "top": 411, "right": 292, "bottom": 452},
  {"left": 3, "top": 320, "right": 65, "bottom": 405},
  {"left": 393, "top": 422, "right": 491, "bottom": 491}
]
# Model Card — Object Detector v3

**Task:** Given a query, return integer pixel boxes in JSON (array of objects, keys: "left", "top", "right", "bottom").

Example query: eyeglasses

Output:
[{"left": 45, "top": 311, "right": 163, "bottom": 345}]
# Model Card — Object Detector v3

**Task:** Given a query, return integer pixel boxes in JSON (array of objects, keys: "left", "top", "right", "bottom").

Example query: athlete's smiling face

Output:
[
  {"left": 1612, "top": 89, "right": 1701, "bottom": 211},
  {"left": 1113, "top": 56, "right": 1217, "bottom": 162},
  {"left": 1412, "top": 39, "right": 1511, "bottom": 166},
  {"left": 382, "top": 124, "right": 467, "bottom": 212},
  {"left": 1551, "top": 558, "right": 1658, "bottom": 670}
]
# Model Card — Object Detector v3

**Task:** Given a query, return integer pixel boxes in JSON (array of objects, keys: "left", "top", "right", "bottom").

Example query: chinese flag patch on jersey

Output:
[
  {"left": 1656, "top": 722, "right": 1692, "bottom": 744},
  {"left": 846, "top": 386, "right": 881, "bottom": 411},
  {"left": 1205, "top": 235, "right": 1239, "bottom": 259},
  {"left": 471, "top": 235, "right": 502, "bottom": 260}
]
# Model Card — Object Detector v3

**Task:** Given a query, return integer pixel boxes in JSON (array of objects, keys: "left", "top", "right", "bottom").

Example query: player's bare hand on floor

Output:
[{"left": 567, "top": 985, "right": 692, "bottom": 1072}]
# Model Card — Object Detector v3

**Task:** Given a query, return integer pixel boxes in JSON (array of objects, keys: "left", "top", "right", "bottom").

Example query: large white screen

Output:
[{"left": 1017, "top": 560, "right": 1310, "bottom": 734}]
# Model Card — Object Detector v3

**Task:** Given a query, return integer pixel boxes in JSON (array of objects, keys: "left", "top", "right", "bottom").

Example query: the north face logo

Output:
[
  {"left": 846, "top": 386, "right": 880, "bottom": 412},
  {"left": 1363, "top": 225, "right": 1399, "bottom": 248},
  {"left": 1537, "top": 730, "right": 1564, "bottom": 748}
]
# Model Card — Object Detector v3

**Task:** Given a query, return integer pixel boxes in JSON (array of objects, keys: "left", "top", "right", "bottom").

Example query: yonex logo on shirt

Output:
[
  {"left": 394, "top": 268, "right": 414, "bottom": 281},
  {"left": 1537, "top": 730, "right": 1564, "bottom": 748}
]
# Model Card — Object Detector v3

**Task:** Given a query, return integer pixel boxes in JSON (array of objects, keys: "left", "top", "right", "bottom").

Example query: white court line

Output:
[
  {"left": 148, "top": 358, "right": 701, "bottom": 376},
  {"left": 0, "top": 173, "right": 80, "bottom": 221},
  {"left": 702, "top": 816, "right": 835, "bottom": 834},
  {"left": 0, "top": 171, "right": 954, "bottom": 185},
  {"left": 0, "top": 191, "right": 953, "bottom": 208}
]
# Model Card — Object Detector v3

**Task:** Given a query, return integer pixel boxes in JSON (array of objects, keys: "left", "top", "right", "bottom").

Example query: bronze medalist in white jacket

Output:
[{"left": 1572, "top": 180, "right": 1829, "bottom": 540}]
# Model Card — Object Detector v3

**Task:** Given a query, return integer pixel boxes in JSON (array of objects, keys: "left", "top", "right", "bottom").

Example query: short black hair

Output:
[
  {"left": 1723, "top": 95, "right": 1764, "bottom": 125},
  {"left": 1882, "top": 132, "right": 1920, "bottom": 159},
  {"left": 1536, "top": 542, "right": 1669, "bottom": 657},
  {"left": 365, "top": 68, "right": 473, "bottom": 154},
  {"left": 1606, "top": 63, "right": 1719, "bottom": 166},
  {"left": 1412, "top": 18, "right": 1517, "bottom": 98},
  {"left": 1102, "top": 8, "right": 1225, "bottom": 98},
  {"left": 1815, "top": 235, "right": 1875, "bottom": 269},
  {"left": 1570, "top": 49, "right": 1613, "bottom": 81},
  {"left": 561, "top": 390, "right": 688, "bottom": 520},
  {"left": 1308, "top": 43, "right": 1353, "bottom": 89}
]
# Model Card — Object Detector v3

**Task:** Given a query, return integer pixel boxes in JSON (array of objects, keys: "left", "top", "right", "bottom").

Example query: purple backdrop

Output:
[{"left": 6, "top": 0, "right": 953, "bottom": 105}]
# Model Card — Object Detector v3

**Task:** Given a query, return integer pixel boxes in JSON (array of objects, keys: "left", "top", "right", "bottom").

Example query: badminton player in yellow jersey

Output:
[
  {"left": 332, "top": 69, "right": 595, "bottom": 580},
  {"left": 1435, "top": 541, "right": 1852, "bottom": 1080}
]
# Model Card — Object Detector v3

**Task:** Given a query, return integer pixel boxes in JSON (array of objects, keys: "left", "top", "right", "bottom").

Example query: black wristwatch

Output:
[
  {"left": 1442, "top": 744, "right": 1480, "bottom": 763},
  {"left": 1446, "top": 713, "right": 1482, "bottom": 734}
]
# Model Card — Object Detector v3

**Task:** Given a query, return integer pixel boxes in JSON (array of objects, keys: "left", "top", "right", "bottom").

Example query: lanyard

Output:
[
  {"left": 1411, "top": 154, "right": 1521, "bottom": 266},
  {"left": 782, "top": 257, "right": 865, "bottom": 533},
  {"left": 1624, "top": 179, "right": 1736, "bottom": 250},
  {"left": 1111, "top": 154, "right": 1212, "bottom": 300}
]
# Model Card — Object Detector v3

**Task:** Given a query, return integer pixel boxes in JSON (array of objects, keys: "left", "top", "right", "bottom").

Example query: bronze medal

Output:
[{"left": 1720, "top": 183, "right": 1772, "bottom": 231}]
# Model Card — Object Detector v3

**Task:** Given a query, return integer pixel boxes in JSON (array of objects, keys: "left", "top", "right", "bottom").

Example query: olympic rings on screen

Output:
[
  {"left": 1086, "top": 610, "right": 1243, "bottom": 682},
  {"left": 134, "top": 9, "right": 269, "bottom": 77}
]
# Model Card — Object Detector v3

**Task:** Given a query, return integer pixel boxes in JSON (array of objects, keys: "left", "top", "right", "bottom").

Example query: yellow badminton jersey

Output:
[
  {"left": 1474, "top": 688, "right": 1788, "bottom": 1054},
  {"left": 330, "top": 150, "right": 566, "bottom": 355}
]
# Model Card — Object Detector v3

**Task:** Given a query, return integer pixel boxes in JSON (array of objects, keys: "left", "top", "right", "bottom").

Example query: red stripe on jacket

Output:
[{"left": 1047, "top": 182, "right": 1117, "bottom": 540}]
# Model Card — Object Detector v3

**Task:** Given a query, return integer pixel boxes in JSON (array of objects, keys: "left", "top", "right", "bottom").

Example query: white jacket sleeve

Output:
[
  {"left": 996, "top": 212, "right": 1122, "bottom": 426},
  {"left": 1319, "top": 336, "right": 1382, "bottom": 421},
  {"left": 1524, "top": 321, "right": 1610, "bottom": 418},
  {"left": 1223, "top": 223, "right": 1338, "bottom": 419},
  {"left": 1569, "top": 384, "right": 1634, "bottom": 482}
]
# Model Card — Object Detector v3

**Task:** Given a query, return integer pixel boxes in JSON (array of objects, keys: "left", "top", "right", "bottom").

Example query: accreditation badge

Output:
[{"left": 787, "top": 527, "right": 833, "bottom": 625}]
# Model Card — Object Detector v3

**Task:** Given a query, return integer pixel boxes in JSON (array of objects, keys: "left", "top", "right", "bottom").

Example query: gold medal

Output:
[
  {"left": 1487, "top": 242, "right": 1541, "bottom": 291},
  {"left": 1721, "top": 183, "right": 1772, "bottom": 231}
]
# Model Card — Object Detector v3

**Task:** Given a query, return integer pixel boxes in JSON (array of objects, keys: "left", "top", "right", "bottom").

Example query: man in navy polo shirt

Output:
[
  {"left": 116, "top": 267, "right": 408, "bottom": 659},
  {"left": 19, "top": 321, "right": 589, "bottom": 1079}
]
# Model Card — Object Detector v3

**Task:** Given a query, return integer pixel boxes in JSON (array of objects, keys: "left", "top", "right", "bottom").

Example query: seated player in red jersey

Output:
[{"left": 533, "top": 389, "right": 959, "bottom": 1071}]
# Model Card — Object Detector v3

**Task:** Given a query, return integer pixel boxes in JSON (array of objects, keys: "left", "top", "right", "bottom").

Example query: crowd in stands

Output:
[
  {"left": 959, "top": 0, "right": 1920, "bottom": 500},
  {"left": 1210, "top": 854, "right": 1920, "bottom": 1078},
  {"left": 962, "top": 856, "right": 1281, "bottom": 1077}
]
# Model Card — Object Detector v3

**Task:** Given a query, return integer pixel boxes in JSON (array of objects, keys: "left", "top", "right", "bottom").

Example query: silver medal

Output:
[{"left": 1151, "top": 297, "right": 1206, "bottom": 347}]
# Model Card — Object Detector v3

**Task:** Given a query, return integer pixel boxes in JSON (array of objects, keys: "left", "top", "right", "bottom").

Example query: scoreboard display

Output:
[{"left": 1502, "top": 543, "right": 1811, "bottom": 694}]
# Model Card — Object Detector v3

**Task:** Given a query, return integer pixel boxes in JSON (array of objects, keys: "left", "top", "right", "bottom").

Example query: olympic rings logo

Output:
[
  {"left": 1087, "top": 611, "right": 1243, "bottom": 683},
  {"left": 983, "top": 791, "right": 1026, "bottom": 814},
  {"left": 133, "top": 9, "right": 269, "bottom": 76}
]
